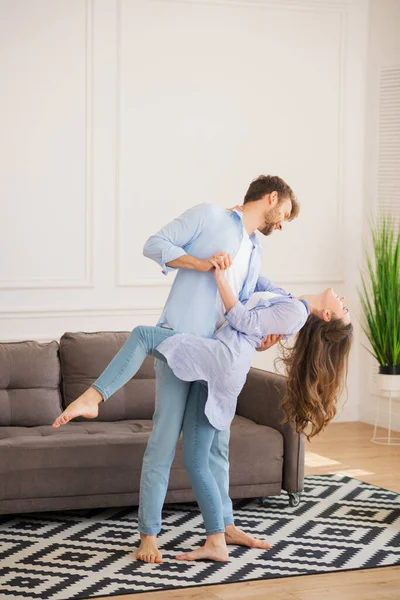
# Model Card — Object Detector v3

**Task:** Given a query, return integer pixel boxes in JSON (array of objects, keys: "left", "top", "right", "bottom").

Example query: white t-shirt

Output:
[{"left": 214, "top": 230, "right": 253, "bottom": 331}]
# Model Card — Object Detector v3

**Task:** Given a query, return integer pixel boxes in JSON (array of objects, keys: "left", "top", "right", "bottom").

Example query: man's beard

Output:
[{"left": 259, "top": 222, "right": 276, "bottom": 236}]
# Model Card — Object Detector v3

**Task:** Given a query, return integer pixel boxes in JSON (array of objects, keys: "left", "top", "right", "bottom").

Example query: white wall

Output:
[
  {"left": 360, "top": 0, "right": 400, "bottom": 431},
  {"left": 0, "top": 0, "right": 370, "bottom": 423}
]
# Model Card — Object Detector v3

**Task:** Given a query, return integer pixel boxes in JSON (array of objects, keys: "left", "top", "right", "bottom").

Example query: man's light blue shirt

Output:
[{"left": 143, "top": 203, "right": 291, "bottom": 338}]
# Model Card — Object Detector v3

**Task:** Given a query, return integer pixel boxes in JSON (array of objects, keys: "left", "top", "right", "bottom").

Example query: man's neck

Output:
[{"left": 241, "top": 204, "right": 264, "bottom": 236}]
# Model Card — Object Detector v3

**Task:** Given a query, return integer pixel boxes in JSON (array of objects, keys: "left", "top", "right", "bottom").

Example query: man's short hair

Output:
[{"left": 243, "top": 175, "right": 299, "bottom": 221}]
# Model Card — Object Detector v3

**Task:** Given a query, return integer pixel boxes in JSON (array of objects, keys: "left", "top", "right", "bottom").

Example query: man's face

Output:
[{"left": 258, "top": 196, "right": 292, "bottom": 236}]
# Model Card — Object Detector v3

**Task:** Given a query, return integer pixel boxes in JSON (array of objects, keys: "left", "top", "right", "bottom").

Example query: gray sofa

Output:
[{"left": 0, "top": 331, "right": 304, "bottom": 516}]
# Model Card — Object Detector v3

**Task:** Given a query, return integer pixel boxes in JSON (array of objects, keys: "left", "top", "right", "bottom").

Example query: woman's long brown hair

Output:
[{"left": 278, "top": 313, "right": 353, "bottom": 441}]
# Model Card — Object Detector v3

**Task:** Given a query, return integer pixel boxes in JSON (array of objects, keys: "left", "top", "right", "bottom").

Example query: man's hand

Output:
[
  {"left": 197, "top": 252, "right": 232, "bottom": 272},
  {"left": 256, "top": 334, "right": 284, "bottom": 352}
]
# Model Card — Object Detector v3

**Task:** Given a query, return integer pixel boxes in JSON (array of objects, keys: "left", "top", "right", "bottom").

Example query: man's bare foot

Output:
[
  {"left": 52, "top": 387, "right": 103, "bottom": 428},
  {"left": 176, "top": 532, "right": 229, "bottom": 562},
  {"left": 225, "top": 524, "right": 271, "bottom": 549},
  {"left": 136, "top": 534, "right": 163, "bottom": 563}
]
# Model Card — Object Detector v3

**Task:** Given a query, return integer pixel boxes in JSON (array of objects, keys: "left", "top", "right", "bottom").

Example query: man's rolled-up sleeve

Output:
[
  {"left": 143, "top": 203, "right": 208, "bottom": 275},
  {"left": 159, "top": 247, "right": 187, "bottom": 275}
]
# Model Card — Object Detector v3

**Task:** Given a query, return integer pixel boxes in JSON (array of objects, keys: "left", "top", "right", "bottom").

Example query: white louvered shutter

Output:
[{"left": 377, "top": 66, "right": 400, "bottom": 227}]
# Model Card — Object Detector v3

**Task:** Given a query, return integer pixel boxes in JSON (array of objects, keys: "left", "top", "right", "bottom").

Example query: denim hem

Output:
[
  {"left": 205, "top": 527, "right": 226, "bottom": 535},
  {"left": 138, "top": 525, "right": 161, "bottom": 536},
  {"left": 91, "top": 383, "right": 108, "bottom": 401},
  {"left": 224, "top": 519, "right": 234, "bottom": 526}
]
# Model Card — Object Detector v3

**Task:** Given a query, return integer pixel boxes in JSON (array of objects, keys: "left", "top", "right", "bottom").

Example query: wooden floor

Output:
[{"left": 93, "top": 422, "right": 400, "bottom": 600}]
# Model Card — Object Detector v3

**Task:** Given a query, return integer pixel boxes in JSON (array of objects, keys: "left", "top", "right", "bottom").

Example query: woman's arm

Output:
[
  {"left": 210, "top": 259, "right": 308, "bottom": 338},
  {"left": 225, "top": 298, "right": 308, "bottom": 338},
  {"left": 211, "top": 259, "right": 237, "bottom": 312}
]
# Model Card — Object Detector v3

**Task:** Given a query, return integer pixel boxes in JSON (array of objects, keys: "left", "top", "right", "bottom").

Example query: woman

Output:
[{"left": 52, "top": 259, "right": 353, "bottom": 561}]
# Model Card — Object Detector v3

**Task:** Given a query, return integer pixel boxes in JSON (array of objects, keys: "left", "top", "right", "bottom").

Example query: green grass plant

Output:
[{"left": 359, "top": 214, "right": 400, "bottom": 369}]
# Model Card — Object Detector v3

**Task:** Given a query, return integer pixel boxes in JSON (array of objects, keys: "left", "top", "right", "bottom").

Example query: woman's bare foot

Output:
[
  {"left": 136, "top": 534, "right": 163, "bottom": 563},
  {"left": 176, "top": 532, "right": 229, "bottom": 562},
  {"left": 52, "top": 387, "right": 103, "bottom": 428},
  {"left": 225, "top": 524, "right": 271, "bottom": 549}
]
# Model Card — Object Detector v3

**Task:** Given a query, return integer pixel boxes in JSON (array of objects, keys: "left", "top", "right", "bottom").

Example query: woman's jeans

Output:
[{"left": 91, "top": 325, "right": 234, "bottom": 536}]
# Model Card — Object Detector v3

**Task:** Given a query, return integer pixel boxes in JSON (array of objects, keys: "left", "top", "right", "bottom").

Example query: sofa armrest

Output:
[{"left": 236, "top": 367, "right": 304, "bottom": 494}]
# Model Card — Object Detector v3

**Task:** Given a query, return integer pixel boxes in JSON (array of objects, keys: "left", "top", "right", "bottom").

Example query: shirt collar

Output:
[
  {"left": 298, "top": 298, "right": 310, "bottom": 315},
  {"left": 231, "top": 208, "right": 260, "bottom": 248}
]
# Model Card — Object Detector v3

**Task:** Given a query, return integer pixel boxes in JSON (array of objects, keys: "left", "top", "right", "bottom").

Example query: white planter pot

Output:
[
  {"left": 372, "top": 373, "right": 400, "bottom": 446},
  {"left": 377, "top": 373, "right": 400, "bottom": 393}
]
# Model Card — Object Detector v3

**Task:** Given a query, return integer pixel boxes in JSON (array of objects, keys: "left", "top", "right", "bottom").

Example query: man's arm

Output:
[
  {"left": 143, "top": 203, "right": 230, "bottom": 274},
  {"left": 164, "top": 254, "right": 207, "bottom": 271},
  {"left": 143, "top": 203, "right": 207, "bottom": 275}
]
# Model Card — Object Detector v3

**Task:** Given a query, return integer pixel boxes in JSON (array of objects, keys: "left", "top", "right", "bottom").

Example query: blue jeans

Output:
[{"left": 91, "top": 325, "right": 234, "bottom": 535}]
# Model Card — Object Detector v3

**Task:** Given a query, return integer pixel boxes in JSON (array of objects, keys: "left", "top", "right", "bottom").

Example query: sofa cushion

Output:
[
  {"left": 0, "top": 340, "right": 62, "bottom": 427},
  {"left": 59, "top": 331, "right": 156, "bottom": 421},
  {"left": 0, "top": 415, "right": 283, "bottom": 501}
]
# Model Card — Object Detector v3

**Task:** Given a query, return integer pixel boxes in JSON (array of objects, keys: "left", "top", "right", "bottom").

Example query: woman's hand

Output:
[
  {"left": 211, "top": 251, "right": 232, "bottom": 270},
  {"left": 210, "top": 259, "right": 225, "bottom": 282},
  {"left": 210, "top": 253, "right": 232, "bottom": 282},
  {"left": 210, "top": 253, "right": 237, "bottom": 311}
]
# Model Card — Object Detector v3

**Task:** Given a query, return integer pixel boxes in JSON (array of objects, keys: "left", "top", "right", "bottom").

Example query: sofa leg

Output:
[
  {"left": 258, "top": 494, "right": 302, "bottom": 507},
  {"left": 288, "top": 492, "right": 301, "bottom": 507}
]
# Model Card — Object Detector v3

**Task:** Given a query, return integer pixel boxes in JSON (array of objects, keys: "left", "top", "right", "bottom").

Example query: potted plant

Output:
[{"left": 359, "top": 213, "right": 400, "bottom": 393}]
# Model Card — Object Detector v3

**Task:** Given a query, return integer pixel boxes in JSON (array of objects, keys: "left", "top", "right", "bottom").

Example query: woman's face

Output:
[{"left": 321, "top": 288, "right": 351, "bottom": 325}]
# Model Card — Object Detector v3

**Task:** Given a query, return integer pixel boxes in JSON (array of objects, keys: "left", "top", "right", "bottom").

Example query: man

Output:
[{"left": 137, "top": 175, "right": 299, "bottom": 563}]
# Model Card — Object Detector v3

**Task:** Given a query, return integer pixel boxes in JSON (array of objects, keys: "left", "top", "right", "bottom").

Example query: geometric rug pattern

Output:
[{"left": 0, "top": 474, "right": 399, "bottom": 599}]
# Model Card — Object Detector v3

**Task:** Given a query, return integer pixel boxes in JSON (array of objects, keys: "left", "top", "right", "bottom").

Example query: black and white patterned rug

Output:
[{"left": 1, "top": 474, "right": 400, "bottom": 599}]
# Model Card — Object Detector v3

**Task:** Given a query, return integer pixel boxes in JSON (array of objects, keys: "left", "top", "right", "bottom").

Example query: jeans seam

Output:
[
  {"left": 106, "top": 345, "right": 138, "bottom": 391},
  {"left": 215, "top": 430, "right": 234, "bottom": 525},
  {"left": 93, "top": 329, "right": 142, "bottom": 399},
  {"left": 138, "top": 350, "right": 185, "bottom": 536},
  {"left": 191, "top": 393, "right": 223, "bottom": 533}
]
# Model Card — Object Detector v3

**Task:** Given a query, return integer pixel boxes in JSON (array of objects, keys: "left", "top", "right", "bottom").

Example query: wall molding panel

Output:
[
  {"left": 0, "top": 0, "right": 94, "bottom": 290},
  {"left": 115, "top": 0, "right": 351, "bottom": 287},
  {"left": 0, "top": 306, "right": 162, "bottom": 320},
  {"left": 147, "top": 0, "right": 351, "bottom": 12},
  {"left": 114, "top": 0, "right": 171, "bottom": 288},
  {"left": 0, "top": 307, "right": 162, "bottom": 344}
]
